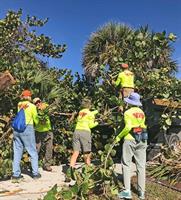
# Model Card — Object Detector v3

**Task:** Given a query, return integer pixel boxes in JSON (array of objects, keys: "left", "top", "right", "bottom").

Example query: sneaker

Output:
[
  {"left": 43, "top": 166, "right": 52, "bottom": 172},
  {"left": 32, "top": 173, "right": 41, "bottom": 179},
  {"left": 11, "top": 175, "right": 24, "bottom": 180},
  {"left": 138, "top": 191, "right": 145, "bottom": 200},
  {"left": 118, "top": 190, "right": 132, "bottom": 199}
]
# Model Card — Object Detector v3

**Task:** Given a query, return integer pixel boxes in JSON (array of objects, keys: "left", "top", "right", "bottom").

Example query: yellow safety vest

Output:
[
  {"left": 18, "top": 101, "right": 38, "bottom": 125},
  {"left": 115, "top": 69, "right": 134, "bottom": 88},
  {"left": 75, "top": 108, "right": 98, "bottom": 132},
  {"left": 35, "top": 103, "right": 52, "bottom": 132},
  {"left": 117, "top": 107, "right": 146, "bottom": 140}
]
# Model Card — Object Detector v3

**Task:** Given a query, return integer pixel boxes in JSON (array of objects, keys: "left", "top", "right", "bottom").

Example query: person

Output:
[
  {"left": 115, "top": 63, "right": 134, "bottom": 98},
  {"left": 12, "top": 90, "right": 41, "bottom": 180},
  {"left": 69, "top": 98, "right": 98, "bottom": 169},
  {"left": 33, "top": 97, "right": 53, "bottom": 172},
  {"left": 115, "top": 92, "right": 147, "bottom": 200}
]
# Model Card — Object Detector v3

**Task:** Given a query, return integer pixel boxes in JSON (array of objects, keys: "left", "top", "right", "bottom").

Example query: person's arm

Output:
[
  {"left": 115, "top": 73, "right": 122, "bottom": 87},
  {"left": 32, "top": 105, "right": 39, "bottom": 125},
  {"left": 89, "top": 110, "right": 98, "bottom": 128},
  {"left": 115, "top": 112, "right": 132, "bottom": 142}
]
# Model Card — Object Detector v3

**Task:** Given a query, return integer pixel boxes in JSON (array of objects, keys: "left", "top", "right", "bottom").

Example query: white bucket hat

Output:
[{"left": 124, "top": 92, "right": 142, "bottom": 106}]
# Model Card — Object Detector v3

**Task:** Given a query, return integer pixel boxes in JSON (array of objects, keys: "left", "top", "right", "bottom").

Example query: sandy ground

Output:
[{"left": 0, "top": 163, "right": 136, "bottom": 200}]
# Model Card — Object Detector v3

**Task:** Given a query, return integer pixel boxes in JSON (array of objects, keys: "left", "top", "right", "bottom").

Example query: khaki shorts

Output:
[{"left": 73, "top": 130, "right": 91, "bottom": 153}]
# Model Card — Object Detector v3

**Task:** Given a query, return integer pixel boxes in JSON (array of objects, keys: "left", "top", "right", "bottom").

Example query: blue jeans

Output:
[{"left": 13, "top": 125, "right": 39, "bottom": 177}]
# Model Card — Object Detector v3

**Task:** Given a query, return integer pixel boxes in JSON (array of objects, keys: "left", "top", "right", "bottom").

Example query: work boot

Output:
[
  {"left": 11, "top": 175, "right": 24, "bottom": 183},
  {"left": 11, "top": 175, "right": 24, "bottom": 181},
  {"left": 118, "top": 190, "right": 132, "bottom": 199},
  {"left": 32, "top": 173, "right": 41, "bottom": 180},
  {"left": 43, "top": 166, "right": 52, "bottom": 172}
]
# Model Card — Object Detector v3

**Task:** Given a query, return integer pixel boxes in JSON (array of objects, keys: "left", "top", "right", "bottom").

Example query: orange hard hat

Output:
[
  {"left": 121, "top": 63, "right": 129, "bottom": 69},
  {"left": 21, "top": 90, "right": 32, "bottom": 97}
]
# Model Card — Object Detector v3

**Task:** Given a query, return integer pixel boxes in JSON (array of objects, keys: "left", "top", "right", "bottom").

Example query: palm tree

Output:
[
  {"left": 82, "top": 22, "right": 178, "bottom": 98},
  {"left": 82, "top": 22, "right": 133, "bottom": 77}
]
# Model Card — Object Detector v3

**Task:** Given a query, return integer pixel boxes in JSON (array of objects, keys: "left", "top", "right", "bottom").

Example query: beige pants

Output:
[
  {"left": 119, "top": 88, "right": 134, "bottom": 99},
  {"left": 122, "top": 140, "right": 147, "bottom": 192}
]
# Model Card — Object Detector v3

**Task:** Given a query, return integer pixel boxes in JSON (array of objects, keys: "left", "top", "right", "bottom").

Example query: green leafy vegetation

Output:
[{"left": 0, "top": 10, "right": 180, "bottom": 200}]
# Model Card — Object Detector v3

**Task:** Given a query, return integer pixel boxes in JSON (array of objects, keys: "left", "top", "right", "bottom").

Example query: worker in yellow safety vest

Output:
[
  {"left": 115, "top": 63, "right": 134, "bottom": 99},
  {"left": 12, "top": 90, "right": 41, "bottom": 180},
  {"left": 33, "top": 97, "right": 53, "bottom": 172},
  {"left": 69, "top": 98, "right": 98, "bottom": 169},
  {"left": 115, "top": 92, "right": 147, "bottom": 200}
]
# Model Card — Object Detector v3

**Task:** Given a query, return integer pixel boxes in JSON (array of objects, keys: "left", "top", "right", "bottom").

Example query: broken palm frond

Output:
[{"left": 147, "top": 142, "right": 181, "bottom": 184}]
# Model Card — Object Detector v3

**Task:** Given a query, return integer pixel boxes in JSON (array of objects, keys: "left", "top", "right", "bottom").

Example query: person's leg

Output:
[
  {"left": 70, "top": 151, "right": 79, "bottom": 167},
  {"left": 83, "top": 152, "right": 91, "bottom": 165},
  {"left": 70, "top": 131, "right": 81, "bottom": 168},
  {"left": 134, "top": 141, "right": 147, "bottom": 195},
  {"left": 123, "top": 88, "right": 134, "bottom": 98},
  {"left": 12, "top": 131, "right": 24, "bottom": 177},
  {"left": 80, "top": 131, "right": 92, "bottom": 165},
  {"left": 122, "top": 140, "right": 134, "bottom": 190},
  {"left": 119, "top": 88, "right": 123, "bottom": 100},
  {"left": 35, "top": 131, "right": 42, "bottom": 154},
  {"left": 44, "top": 131, "right": 53, "bottom": 169},
  {"left": 21, "top": 125, "right": 39, "bottom": 176},
  {"left": 118, "top": 140, "right": 135, "bottom": 199}
]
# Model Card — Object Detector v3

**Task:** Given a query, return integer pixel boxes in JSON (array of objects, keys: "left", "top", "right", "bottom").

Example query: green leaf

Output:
[
  {"left": 118, "top": 57, "right": 123, "bottom": 62},
  {"left": 62, "top": 190, "right": 73, "bottom": 200},
  {"left": 161, "top": 114, "right": 168, "bottom": 118},
  {"left": 165, "top": 118, "right": 172, "bottom": 126},
  {"left": 71, "top": 184, "right": 79, "bottom": 195},
  {"left": 168, "top": 33, "right": 177, "bottom": 41},
  {"left": 111, "top": 149, "right": 116, "bottom": 157},
  {"left": 43, "top": 184, "right": 57, "bottom": 200},
  {"left": 135, "top": 41, "right": 141, "bottom": 47},
  {"left": 104, "top": 144, "right": 111, "bottom": 152},
  {"left": 98, "top": 150, "right": 103, "bottom": 155},
  {"left": 113, "top": 57, "right": 118, "bottom": 62},
  {"left": 81, "top": 182, "right": 89, "bottom": 194},
  {"left": 110, "top": 186, "right": 118, "bottom": 195}
]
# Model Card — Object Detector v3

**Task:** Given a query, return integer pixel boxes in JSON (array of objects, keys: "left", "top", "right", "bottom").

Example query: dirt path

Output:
[
  {"left": 0, "top": 163, "right": 135, "bottom": 200},
  {"left": 0, "top": 166, "right": 65, "bottom": 200}
]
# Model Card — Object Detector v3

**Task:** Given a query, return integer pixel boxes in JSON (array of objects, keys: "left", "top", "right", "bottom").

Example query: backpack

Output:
[{"left": 12, "top": 108, "right": 26, "bottom": 133}]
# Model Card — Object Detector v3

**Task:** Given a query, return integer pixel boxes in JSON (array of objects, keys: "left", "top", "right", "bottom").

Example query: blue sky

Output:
[{"left": 1, "top": 0, "right": 181, "bottom": 78}]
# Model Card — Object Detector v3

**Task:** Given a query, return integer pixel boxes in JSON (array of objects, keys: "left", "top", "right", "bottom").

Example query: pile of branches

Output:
[
  {"left": 147, "top": 142, "right": 181, "bottom": 184},
  {"left": 43, "top": 143, "right": 120, "bottom": 200}
]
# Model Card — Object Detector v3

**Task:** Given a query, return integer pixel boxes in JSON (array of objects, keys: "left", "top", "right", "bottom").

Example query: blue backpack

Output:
[{"left": 12, "top": 108, "right": 26, "bottom": 133}]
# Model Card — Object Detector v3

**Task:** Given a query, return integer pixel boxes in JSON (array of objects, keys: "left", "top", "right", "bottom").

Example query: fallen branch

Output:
[{"left": 0, "top": 127, "right": 12, "bottom": 146}]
